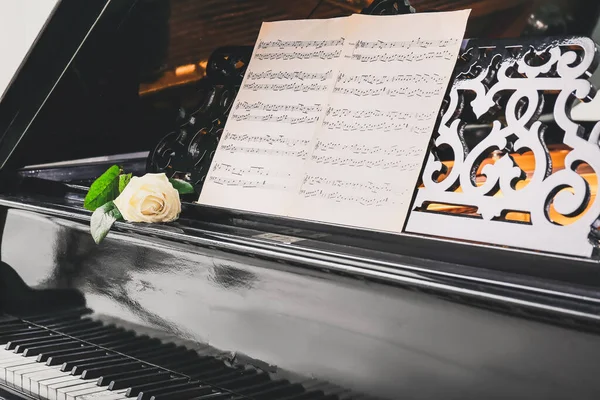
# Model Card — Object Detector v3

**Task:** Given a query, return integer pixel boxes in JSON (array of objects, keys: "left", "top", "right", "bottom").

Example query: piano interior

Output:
[{"left": 3, "top": 0, "right": 600, "bottom": 399}]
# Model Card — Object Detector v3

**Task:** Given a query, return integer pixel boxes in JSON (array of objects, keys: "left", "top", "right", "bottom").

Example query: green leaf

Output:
[
  {"left": 90, "top": 201, "right": 123, "bottom": 244},
  {"left": 169, "top": 178, "right": 195, "bottom": 194},
  {"left": 84, "top": 165, "right": 121, "bottom": 211},
  {"left": 119, "top": 173, "right": 132, "bottom": 193}
]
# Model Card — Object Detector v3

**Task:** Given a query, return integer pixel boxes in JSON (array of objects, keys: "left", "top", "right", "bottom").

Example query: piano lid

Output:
[{"left": 0, "top": 0, "right": 115, "bottom": 171}]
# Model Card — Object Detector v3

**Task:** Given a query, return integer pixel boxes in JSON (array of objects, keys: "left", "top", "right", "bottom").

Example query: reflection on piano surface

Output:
[{"left": 4, "top": 0, "right": 600, "bottom": 399}]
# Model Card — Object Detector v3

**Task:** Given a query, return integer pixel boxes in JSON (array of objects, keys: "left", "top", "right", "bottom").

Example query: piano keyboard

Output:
[{"left": 0, "top": 309, "right": 342, "bottom": 400}]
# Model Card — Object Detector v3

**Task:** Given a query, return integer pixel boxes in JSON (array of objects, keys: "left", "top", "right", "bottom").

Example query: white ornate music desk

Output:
[{"left": 406, "top": 36, "right": 600, "bottom": 258}]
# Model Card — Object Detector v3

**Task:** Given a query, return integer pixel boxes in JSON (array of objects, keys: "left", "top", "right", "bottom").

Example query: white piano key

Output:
[
  {"left": 22, "top": 364, "right": 64, "bottom": 395},
  {"left": 56, "top": 382, "right": 102, "bottom": 400},
  {"left": 11, "top": 363, "right": 53, "bottom": 393},
  {"left": 75, "top": 389, "right": 128, "bottom": 400},
  {"left": 47, "top": 378, "right": 94, "bottom": 400},
  {"left": 5, "top": 361, "right": 46, "bottom": 386},
  {"left": 65, "top": 385, "right": 109, "bottom": 400},
  {"left": 39, "top": 375, "right": 84, "bottom": 399}
]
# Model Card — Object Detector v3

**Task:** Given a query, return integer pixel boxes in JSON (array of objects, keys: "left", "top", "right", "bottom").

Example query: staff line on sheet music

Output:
[
  {"left": 331, "top": 85, "right": 444, "bottom": 97},
  {"left": 212, "top": 163, "right": 293, "bottom": 178},
  {"left": 348, "top": 50, "right": 454, "bottom": 63},
  {"left": 302, "top": 175, "right": 400, "bottom": 194},
  {"left": 220, "top": 144, "right": 309, "bottom": 158},
  {"left": 235, "top": 101, "right": 323, "bottom": 114},
  {"left": 336, "top": 72, "right": 446, "bottom": 85},
  {"left": 310, "top": 154, "right": 422, "bottom": 170},
  {"left": 314, "top": 141, "right": 421, "bottom": 157},
  {"left": 325, "top": 108, "right": 436, "bottom": 120},
  {"left": 352, "top": 38, "right": 460, "bottom": 49},
  {"left": 255, "top": 50, "right": 343, "bottom": 61},
  {"left": 257, "top": 38, "right": 345, "bottom": 49},
  {"left": 298, "top": 187, "right": 402, "bottom": 207},
  {"left": 243, "top": 82, "right": 329, "bottom": 92},
  {"left": 231, "top": 113, "right": 320, "bottom": 124},
  {"left": 222, "top": 132, "right": 311, "bottom": 147},
  {"left": 247, "top": 70, "right": 334, "bottom": 81},
  {"left": 321, "top": 120, "right": 431, "bottom": 134}
]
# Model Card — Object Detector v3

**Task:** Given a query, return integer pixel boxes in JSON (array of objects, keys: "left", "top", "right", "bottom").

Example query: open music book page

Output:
[{"left": 199, "top": 10, "right": 470, "bottom": 233}]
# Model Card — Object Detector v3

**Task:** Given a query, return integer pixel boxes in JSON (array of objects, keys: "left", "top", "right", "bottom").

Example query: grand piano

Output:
[{"left": 2, "top": 0, "right": 600, "bottom": 399}]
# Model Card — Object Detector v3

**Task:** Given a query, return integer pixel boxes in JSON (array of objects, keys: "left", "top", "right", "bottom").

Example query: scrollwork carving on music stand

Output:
[
  {"left": 405, "top": 37, "right": 600, "bottom": 257},
  {"left": 147, "top": 0, "right": 415, "bottom": 194},
  {"left": 147, "top": 46, "right": 252, "bottom": 193}
]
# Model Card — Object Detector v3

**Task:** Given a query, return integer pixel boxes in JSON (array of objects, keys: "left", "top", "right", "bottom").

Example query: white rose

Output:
[{"left": 113, "top": 173, "right": 181, "bottom": 223}]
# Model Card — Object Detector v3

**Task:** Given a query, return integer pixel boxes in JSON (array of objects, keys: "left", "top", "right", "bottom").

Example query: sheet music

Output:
[
  {"left": 199, "top": 18, "right": 348, "bottom": 215},
  {"left": 293, "top": 11, "right": 470, "bottom": 231},
  {"left": 199, "top": 11, "right": 470, "bottom": 232}
]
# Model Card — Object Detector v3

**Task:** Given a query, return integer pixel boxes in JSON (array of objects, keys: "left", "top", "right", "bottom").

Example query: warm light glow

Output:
[
  {"left": 424, "top": 147, "right": 597, "bottom": 225},
  {"left": 175, "top": 64, "right": 197, "bottom": 76}
]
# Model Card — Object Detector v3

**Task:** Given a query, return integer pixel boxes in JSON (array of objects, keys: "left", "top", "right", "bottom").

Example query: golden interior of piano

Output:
[{"left": 422, "top": 145, "right": 597, "bottom": 225}]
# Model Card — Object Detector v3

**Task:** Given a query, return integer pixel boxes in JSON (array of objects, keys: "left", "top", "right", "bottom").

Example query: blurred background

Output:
[{"left": 18, "top": 0, "right": 600, "bottom": 166}]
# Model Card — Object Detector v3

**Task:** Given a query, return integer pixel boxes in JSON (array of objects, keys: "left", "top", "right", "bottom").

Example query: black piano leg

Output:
[{"left": 0, "top": 261, "right": 85, "bottom": 317}]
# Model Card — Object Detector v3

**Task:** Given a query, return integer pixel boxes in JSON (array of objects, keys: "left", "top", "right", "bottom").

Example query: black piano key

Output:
[
  {"left": 77, "top": 330, "right": 136, "bottom": 345},
  {"left": 107, "top": 371, "right": 173, "bottom": 390},
  {"left": 25, "top": 307, "right": 92, "bottom": 321},
  {"left": 141, "top": 349, "right": 199, "bottom": 367},
  {"left": 0, "top": 322, "right": 28, "bottom": 333},
  {"left": 104, "top": 337, "right": 161, "bottom": 351},
  {"left": 96, "top": 367, "right": 162, "bottom": 386},
  {"left": 188, "top": 393, "right": 238, "bottom": 400},
  {"left": 177, "top": 359, "right": 228, "bottom": 375},
  {"left": 47, "top": 319, "right": 102, "bottom": 332},
  {"left": 61, "top": 324, "right": 121, "bottom": 339},
  {"left": 81, "top": 361, "right": 149, "bottom": 379},
  {"left": 126, "top": 377, "right": 190, "bottom": 397},
  {"left": 77, "top": 324, "right": 124, "bottom": 335},
  {"left": 9, "top": 336, "right": 72, "bottom": 351},
  {"left": 22, "top": 340, "right": 84, "bottom": 356},
  {"left": 0, "top": 316, "right": 20, "bottom": 325},
  {"left": 0, "top": 329, "right": 47, "bottom": 344},
  {"left": 69, "top": 356, "right": 129, "bottom": 375},
  {"left": 62, "top": 354, "right": 122, "bottom": 372},
  {"left": 149, "top": 386, "right": 215, "bottom": 400},
  {"left": 126, "top": 343, "right": 180, "bottom": 360},
  {"left": 252, "top": 383, "right": 305, "bottom": 399},
  {"left": 137, "top": 381, "right": 202, "bottom": 400},
  {"left": 42, "top": 346, "right": 102, "bottom": 364}
]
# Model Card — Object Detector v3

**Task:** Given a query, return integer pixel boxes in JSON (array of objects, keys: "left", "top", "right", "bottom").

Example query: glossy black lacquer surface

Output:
[{"left": 3, "top": 202, "right": 600, "bottom": 400}]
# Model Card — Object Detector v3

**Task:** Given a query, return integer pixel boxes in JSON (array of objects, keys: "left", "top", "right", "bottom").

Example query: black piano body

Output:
[{"left": 2, "top": 1, "right": 600, "bottom": 399}]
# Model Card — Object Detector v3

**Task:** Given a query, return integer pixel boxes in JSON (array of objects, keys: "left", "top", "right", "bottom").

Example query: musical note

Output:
[
  {"left": 298, "top": 188, "right": 400, "bottom": 207},
  {"left": 222, "top": 132, "right": 311, "bottom": 147},
  {"left": 212, "top": 163, "right": 293, "bottom": 178},
  {"left": 243, "top": 82, "right": 329, "bottom": 92},
  {"left": 254, "top": 50, "right": 343, "bottom": 61},
  {"left": 257, "top": 38, "right": 345, "bottom": 50},
  {"left": 209, "top": 176, "right": 290, "bottom": 190},
  {"left": 236, "top": 102, "right": 323, "bottom": 114},
  {"left": 220, "top": 144, "right": 309, "bottom": 159},
  {"left": 247, "top": 70, "right": 333, "bottom": 82},
  {"left": 231, "top": 113, "right": 320, "bottom": 125},
  {"left": 309, "top": 153, "right": 422, "bottom": 170},
  {"left": 336, "top": 72, "right": 446, "bottom": 85},
  {"left": 321, "top": 120, "right": 430, "bottom": 134},
  {"left": 324, "top": 108, "right": 436, "bottom": 121},
  {"left": 313, "top": 141, "right": 421, "bottom": 157},
  {"left": 349, "top": 50, "right": 454, "bottom": 63},
  {"left": 352, "top": 38, "right": 459, "bottom": 50},
  {"left": 302, "top": 175, "right": 399, "bottom": 194},
  {"left": 331, "top": 86, "right": 444, "bottom": 98}
]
